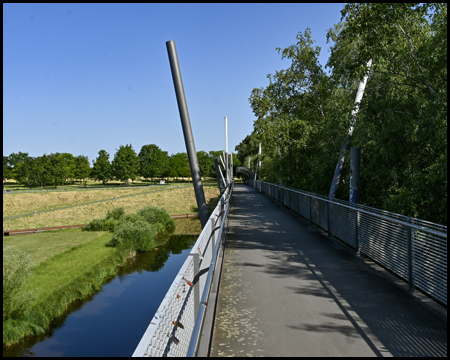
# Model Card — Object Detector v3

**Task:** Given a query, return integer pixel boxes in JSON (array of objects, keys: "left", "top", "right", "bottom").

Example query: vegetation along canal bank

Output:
[
  {"left": 3, "top": 215, "right": 202, "bottom": 347},
  {"left": 3, "top": 231, "right": 199, "bottom": 356},
  {"left": 3, "top": 184, "right": 211, "bottom": 347}
]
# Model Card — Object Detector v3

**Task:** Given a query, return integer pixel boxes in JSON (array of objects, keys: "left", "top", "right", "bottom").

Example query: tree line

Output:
[
  {"left": 235, "top": 3, "right": 447, "bottom": 225},
  {"left": 3, "top": 145, "right": 241, "bottom": 188}
]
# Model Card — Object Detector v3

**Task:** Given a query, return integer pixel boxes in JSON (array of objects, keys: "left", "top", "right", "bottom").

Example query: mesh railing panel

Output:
[
  {"left": 248, "top": 180, "right": 447, "bottom": 306},
  {"left": 412, "top": 229, "right": 447, "bottom": 304},
  {"left": 133, "top": 187, "right": 231, "bottom": 357},
  {"left": 359, "top": 212, "right": 409, "bottom": 281},
  {"left": 298, "top": 193, "right": 310, "bottom": 220},
  {"left": 330, "top": 204, "right": 357, "bottom": 248}
]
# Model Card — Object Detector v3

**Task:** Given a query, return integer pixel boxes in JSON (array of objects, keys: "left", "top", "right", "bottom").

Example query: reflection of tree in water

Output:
[
  {"left": 117, "top": 234, "right": 197, "bottom": 279},
  {"left": 2, "top": 234, "right": 197, "bottom": 357}
]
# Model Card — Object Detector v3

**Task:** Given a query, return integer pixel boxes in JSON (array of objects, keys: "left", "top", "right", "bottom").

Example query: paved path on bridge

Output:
[{"left": 210, "top": 185, "right": 447, "bottom": 357}]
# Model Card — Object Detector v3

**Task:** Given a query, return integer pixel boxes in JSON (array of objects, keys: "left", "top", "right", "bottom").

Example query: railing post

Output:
[
  {"left": 209, "top": 217, "right": 216, "bottom": 259},
  {"left": 407, "top": 217, "right": 415, "bottom": 293},
  {"left": 355, "top": 208, "right": 361, "bottom": 255},
  {"left": 190, "top": 252, "right": 200, "bottom": 319},
  {"left": 327, "top": 202, "right": 331, "bottom": 237}
]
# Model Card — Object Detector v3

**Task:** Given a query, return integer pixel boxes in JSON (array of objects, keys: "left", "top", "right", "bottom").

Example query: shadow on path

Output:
[{"left": 211, "top": 185, "right": 446, "bottom": 357}]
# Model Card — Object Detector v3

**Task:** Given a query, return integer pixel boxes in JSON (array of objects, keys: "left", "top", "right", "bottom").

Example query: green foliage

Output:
[
  {"left": 167, "top": 152, "right": 190, "bottom": 179},
  {"left": 138, "top": 144, "right": 169, "bottom": 180},
  {"left": 105, "top": 206, "right": 125, "bottom": 220},
  {"left": 3, "top": 156, "right": 13, "bottom": 182},
  {"left": 197, "top": 151, "right": 214, "bottom": 178},
  {"left": 3, "top": 246, "right": 35, "bottom": 321},
  {"left": 137, "top": 205, "right": 176, "bottom": 232},
  {"left": 84, "top": 205, "right": 175, "bottom": 251},
  {"left": 6, "top": 152, "right": 30, "bottom": 169},
  {"left": 112, "top": 213, "right": 144, "bottom": 229},
  {"left": 74, "top": 155, "right": 91, "bottom": 186},
  {"left": 82, "top": 218, "right": 106, "bottom": 232},
  {"left": 112, "top": 144, "right": 140, "bottom": 186},
  {"left": 108, "top": 220, "right": 157, "bottom": 251},
  {"left": 238, "top": 4, "right": 447, "bottom": 225},
  {"left": 91, "top": 150, "right": 113, "bottom": 185}
]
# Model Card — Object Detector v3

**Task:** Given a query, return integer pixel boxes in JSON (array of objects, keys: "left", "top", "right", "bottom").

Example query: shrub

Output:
[
  {"left": 83, "top": 218, "right": 116, "bottom": 232},
  {"left": 105, "top": 207, "right": 125, "bottom": 220},
  {"left": 137, "top": 206, "right": 175, "bottom": 232},
  {"left": 103, "top": 218, "right": 116, "bottom": 232},
  {"left": 3, "top": 246, "right": 35, "bottom": 320},
  {"left": 113, "top": 213, "right": 146, "bottom": 231},
  {"left": 108, "top": 221, "right": 157, "bottom": 252},
  {"left": 82, "top": 218, "right": 106, "bottom": 231}
]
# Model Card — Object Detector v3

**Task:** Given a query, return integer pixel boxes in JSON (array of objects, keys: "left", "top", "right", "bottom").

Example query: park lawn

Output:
[
  {"left": 23, "top": 230, "right": 116, "bottom": 307},
  {"left": 3, "top": 186, "right": 220, "bottom": 230},
  {"left": 2, "top": 228, "right": 107, "bottom": 267}
]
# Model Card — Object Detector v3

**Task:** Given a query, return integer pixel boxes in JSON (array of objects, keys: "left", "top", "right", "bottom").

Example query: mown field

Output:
[{"left": 3, "top": 185, "right": 220, "bottom": 230}]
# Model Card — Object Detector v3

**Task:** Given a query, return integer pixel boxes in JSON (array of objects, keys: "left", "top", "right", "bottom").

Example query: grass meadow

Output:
[{"left": 3, "top": 185, "right": 220, "bottom": 230}]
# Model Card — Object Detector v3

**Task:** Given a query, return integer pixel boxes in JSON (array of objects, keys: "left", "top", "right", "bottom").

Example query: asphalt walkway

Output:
[{"left": 210, "top": 185, "right": 447, "bottom": 357}]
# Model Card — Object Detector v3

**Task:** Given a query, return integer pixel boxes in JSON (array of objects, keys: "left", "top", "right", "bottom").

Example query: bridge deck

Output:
[{"left": 210, "top": 185, "right": 446, "bottom": 357}]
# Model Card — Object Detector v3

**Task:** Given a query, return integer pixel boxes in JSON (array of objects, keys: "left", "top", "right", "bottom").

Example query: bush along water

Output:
[{"left": 83, "top": 206, "right": 176, "bottom": 253}]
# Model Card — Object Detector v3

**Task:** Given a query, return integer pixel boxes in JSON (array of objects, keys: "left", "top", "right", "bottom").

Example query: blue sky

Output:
[{"left": 3, "top": 3, "right": 345, "bottom": 164}]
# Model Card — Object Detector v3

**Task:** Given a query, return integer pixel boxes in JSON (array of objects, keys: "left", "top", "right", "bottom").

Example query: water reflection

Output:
[{"left": 3, "top": 234, "right": 197, "bottom": 357}]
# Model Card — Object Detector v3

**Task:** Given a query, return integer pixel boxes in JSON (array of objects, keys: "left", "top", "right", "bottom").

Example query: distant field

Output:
[
  {"left": 3, "top": 186, "right": 220, "bottom": 230},
  {"left": 3, "top": 185, "right": 177, "bottom": 218},
  {"left": 3, "top": 177, "right": 218, "bottom": 191}
]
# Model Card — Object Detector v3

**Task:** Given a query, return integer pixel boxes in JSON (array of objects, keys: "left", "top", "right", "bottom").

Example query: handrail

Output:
[
  {"left": 256, "top": 181, "right": 447, "bottom": 238},
  {"left": 287, "top": 185, "right": 446, "bottom": 238},
  {"left": 187, "top": 182, "right": 233, "bottom": 356}
]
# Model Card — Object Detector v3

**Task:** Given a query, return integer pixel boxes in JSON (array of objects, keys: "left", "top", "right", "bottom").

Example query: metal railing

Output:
[
  {"left": 247, "top": 180, "right": 447, "bottom": 306},
  {"left": 132, "top": 182, "right": 233, "bottom": 357}
]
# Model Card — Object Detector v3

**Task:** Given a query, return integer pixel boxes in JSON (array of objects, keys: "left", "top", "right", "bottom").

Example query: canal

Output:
[{"left": 3, "top": 234, "right": 198, "bottom": 357}]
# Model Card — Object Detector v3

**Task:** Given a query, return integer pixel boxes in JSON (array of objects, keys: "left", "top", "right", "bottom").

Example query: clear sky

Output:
[{"left": 3, "top": 3, "right": 345, "bottom": 164}]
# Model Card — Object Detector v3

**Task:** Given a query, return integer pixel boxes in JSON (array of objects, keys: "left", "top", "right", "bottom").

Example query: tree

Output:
[
  {"left": 326, "top": 3, "right": 447, "bottom": 223},
  {"left": 60, "top": 153, "right": 76, "bottom": 183},
  {"left": 91, "top": 150, "right": 112, "bottom": 186},
  {"left": 138, "top": 144, "right": 169, "bottom": 182},
  {"left": 166, "top": 153, "right": 187, "bottom": 181},
  {"left": 112, "top": 144, "right": 140, "bottom": 186},
  {"left": 3, "top": 156, "right": 12, "bottom": 183},
  {"left": 48, "top": 153, "right": 69, "bottom": 187},
  {"left": 15, "top": 155, "right": 52, "bottom": 188},
  {"left": 197, "top": 151, "right": 214, "bottom": 180},
  {"left": 6, "top": 152, "right": 29, "bottom": 181},
  {"left": 237, "top": 3, "right": 447, "bottom": 225},
  {"left": 170, "top": 152, "right": 190, "bottom": 181},
  {"left": 74, "top": 155, "right": 91, "bottom": 186},
  {"left": 14, "top": 159, "right": 33, "bottom": 187}
]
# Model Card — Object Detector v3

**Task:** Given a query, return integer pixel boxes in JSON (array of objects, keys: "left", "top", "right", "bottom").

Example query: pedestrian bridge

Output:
[{"left": 133, "top": 182, "right": 447, "bottom": 357}]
